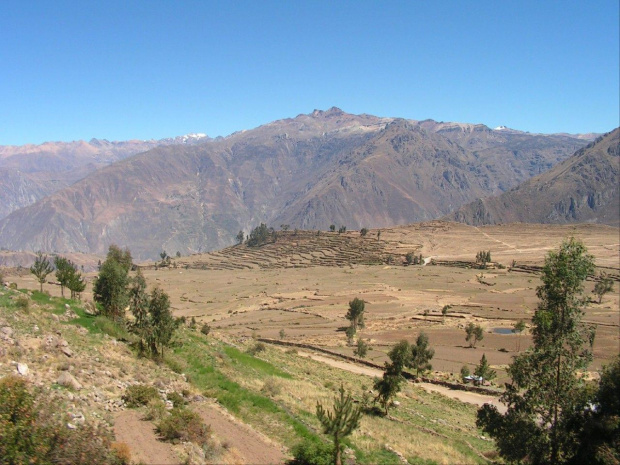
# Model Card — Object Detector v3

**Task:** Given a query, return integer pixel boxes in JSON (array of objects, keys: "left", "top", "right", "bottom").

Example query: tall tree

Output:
[
  {"left": 128, "top": 270, "right": 151, "bottom": 354},
  {"left": 66, "top": 264, "right": 86, "bottom": 300},
  {"left": 477, "top": 238, "right": 596, "bottom": 464},
  {"left": 236, "top": 230, "right": 245, "bottom": 244},
  {"left": 30, "top": 252, "right": 53, "bottom": 292},
  {"left": 345, "top": 298, "right": 365, "bottom": 331},
  {"left": 571, "top": 356, "right": 620, "bottom": 464},
  {"left": 374, "top": 340, "right": 411, "bottom": 415},
  {"left": 512, "top": 319, "right": 526, "bottom": 352},
  {"left": 410, "top": 332, "right": 435, "bottom": 378},
  {"left": 148, "top": 287, "right": 178, "bottom": 358},
  {"left": 465, "top": 322, "right": 484, "bottom": 348},
  {"left": 105, "top": 244, "right": 133, "bottom": 273},
  {"left": 593, "top": 273, "right": 614, "bottom": 304},
  {"left": 316, "top": 385, "right": 362, "bottom": 465},
  {"left": 93, "top": 245, "right": 133, "bottom": 320},
  {"left": 54, "top": 256, "right": 73, "bottom": 297},
  {"left": 473, "top": 354, "right": 496, "bottom": 383}
]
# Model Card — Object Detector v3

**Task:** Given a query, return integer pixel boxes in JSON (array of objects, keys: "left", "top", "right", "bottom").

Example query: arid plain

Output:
[{"left": 10, "top": 221, "right": 618, "bottom": 384}]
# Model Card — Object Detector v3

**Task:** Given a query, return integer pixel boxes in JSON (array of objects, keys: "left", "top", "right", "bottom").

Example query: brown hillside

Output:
[
  {"left": 447, "top": 128, "right": 620, "bottom": 226},
  {"left": 0, "top": 109, "right": 589, "bottom": 259}
]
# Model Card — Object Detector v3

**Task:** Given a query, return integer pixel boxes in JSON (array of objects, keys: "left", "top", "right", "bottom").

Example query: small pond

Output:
[{"left": 493, "top": 327, "right": 514, "bottom": 335}]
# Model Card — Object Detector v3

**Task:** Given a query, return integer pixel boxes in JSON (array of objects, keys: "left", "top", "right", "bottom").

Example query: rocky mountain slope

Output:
[
  {"left": 0, "top": 108, "right": 590, "bottom": 259},
  {"left": 446, "top": 128, "right": 620, "bottom": 226},
  {"left": 0, "top": 135, "right": 210, "bottom": 219}
]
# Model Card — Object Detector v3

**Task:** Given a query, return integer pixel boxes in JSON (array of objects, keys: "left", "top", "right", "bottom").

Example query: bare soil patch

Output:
[
  {"left": 192, "top": 402, "right": 285, "bottom": 465},
  {"left": 114, "top": 410, "right": 180, "bottom": 465}
]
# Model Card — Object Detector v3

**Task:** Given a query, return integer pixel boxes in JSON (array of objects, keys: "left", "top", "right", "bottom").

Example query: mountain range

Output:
[
  {"left": 0, "top": 134, "right": 210, "bottom": 220},
  {"left": 446, "top": 128, "right": 619, "bottom": 226},
  {"left": 0, "top": 108, "right": 608, "bottom": 259}
]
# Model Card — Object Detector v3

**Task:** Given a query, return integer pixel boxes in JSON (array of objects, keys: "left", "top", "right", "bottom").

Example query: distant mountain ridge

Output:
[
  {"left": 0, "top": 108, "right": 597, "bottom": 259},
  {"left": 0, "top": 134, "right": 210, "bottom": 219},
  {"left": 446, "top": 128, "right": 620, "bottom": 226}
]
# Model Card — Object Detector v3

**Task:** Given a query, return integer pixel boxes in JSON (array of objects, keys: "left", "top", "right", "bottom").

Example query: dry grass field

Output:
[
  {"left": 4, "top": 221, "right": 618, "bottom": 463},
  {"left": 11, "top": 221, "right": 616, "bottom": 384}
]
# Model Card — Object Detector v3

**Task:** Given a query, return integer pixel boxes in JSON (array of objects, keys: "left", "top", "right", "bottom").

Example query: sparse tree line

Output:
[
  {"left": 405, "top": 252, "right": 424, "bottom": 265},
  {"left": 317, "top": 238, "right": 618, "bottom": 465},
  {"left": 236, "top": 223, "right": 378, "bottom": 248},
  {"left": 30, "top": 252, "right": 86, "bottom": 299},
  {"left": 93, "top": 245, "right": 180, "bottom": 359},
  {"left": 476, "top": 250, "right": 491, "bottom": 268},
  {"left": 31, "top": 245, "right": 181, "bottom": 360}
]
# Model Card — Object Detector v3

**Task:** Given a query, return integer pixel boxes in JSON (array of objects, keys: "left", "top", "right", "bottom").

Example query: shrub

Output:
[
  {"left": 143, "top": 398, "right": 167, "bottom": 421},
  {"left": 157, "top": 408, "right": 211, "bottom": 445},
  {"left": 354, "top": 338, "right": 370, "bottom": 358},
  {"left": 287, "top": 438, "right": 333, "bottom": 465},
  {"left": 110, "top": 442, "right": 132, "bottom": 464},
  {"left": 261, "top": 377, "right": 282, "bottom": 397},
  {"left": 247, "top": 342, "right": 266, "bottom": 355},
  {"left": 200, "top": 323, "right": 211, "bottom": 336},
  {"left": 0, "top": 375, "right": 123, "bottom": 464},
  {"left": 123, "top": 384, "right": 159, "bottom": 408},
  {"left": 460, "top": 365, "right": 470, "bottom": 382},
  {"left": 167, "top": 391, "right": 187, "bottom": 408},
  {"left": 15, "top": 295, "right": 30, "bottom": 311}
]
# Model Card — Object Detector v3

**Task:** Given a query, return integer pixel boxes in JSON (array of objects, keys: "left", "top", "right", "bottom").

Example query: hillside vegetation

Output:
[{"left": 0, "top": 282, "right": 499, "bottom": 464}]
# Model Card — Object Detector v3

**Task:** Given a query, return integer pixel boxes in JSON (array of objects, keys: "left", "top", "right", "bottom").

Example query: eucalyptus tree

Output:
[{"left": 477, "top": 238, "right": 596, "bottom": 464}]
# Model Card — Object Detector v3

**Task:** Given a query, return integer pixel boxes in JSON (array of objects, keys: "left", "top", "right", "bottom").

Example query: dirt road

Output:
[
  {"left": 114, "top": 410, "right": 180, "bottom": 465},
  {"left": 193, "top": 402, "right": 286, "bottom": 465},
  {"left": 296, "top": 350, "right": 507, "bottom": 413}
]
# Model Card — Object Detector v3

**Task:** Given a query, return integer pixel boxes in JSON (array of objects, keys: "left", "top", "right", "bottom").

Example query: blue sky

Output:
[{"left": 1, "top": 0, "right": 618, "bottom": 145}]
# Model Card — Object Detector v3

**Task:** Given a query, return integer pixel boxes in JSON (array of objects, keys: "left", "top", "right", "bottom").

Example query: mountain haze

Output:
[
  {"left": 0, "top": 135, "right": 210, "bottom": 219},
  {"left": 0, "top": 108, "right": 592, "bottom": 259},
  {"left": 447, "top": 128, "right": 620, "bottom": 226}
]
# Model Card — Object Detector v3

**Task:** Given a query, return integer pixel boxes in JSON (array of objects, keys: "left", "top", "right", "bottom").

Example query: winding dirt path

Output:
[
  {"left": 193, "top": 402, "right": 286, "bottom": 465},
  {"left": 114, "top": 410, "right": 180, "bottom": 465},
  {"left": 296, "top": 350, "right": 507, "bottom": 413}
]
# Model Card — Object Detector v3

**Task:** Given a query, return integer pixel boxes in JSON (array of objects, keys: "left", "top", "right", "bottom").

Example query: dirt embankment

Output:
[
  {"left": 114, "top": 410, "right": 180, "bottom": 465},
  {"left": 114, "top": 402, "right": 286, "bottom": 465},
  {"left": 193, "top": 402, "right": 286, "bottom": 464}
]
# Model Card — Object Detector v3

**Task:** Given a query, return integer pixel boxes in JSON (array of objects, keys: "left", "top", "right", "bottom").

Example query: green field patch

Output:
[{"left": 223, "top": 346, "right": 293, "bottom": 379}]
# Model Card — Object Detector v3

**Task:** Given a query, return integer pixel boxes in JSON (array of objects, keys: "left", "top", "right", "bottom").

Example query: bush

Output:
[
  {"left": 247, "top": 342, "right": 266, "bottom": 355},
  {"left": 200, "top": 323, "right": 211, "bottom": 336},
  {"left": 94, "top": 316, "right": 132, "bottom": 341},
  {"left": 167, "top": 391, "right": 187, "bottom": 408},
  {"left": 123, "top": 384, "right": 159, "bottom": 408},
  {"left": 15, "top": 295, "right": 30, "bottom": 311},
  {"left": 110, "top": 442, "right": 132, "bottom": 465},
  {"left": 0, "top": 375, "right": 123, "bottom": 465},
  {"left": 261, "top": 377, "right": 282, "bottom": 397},
  {"left": 287, "top": 438, "right": 333, "bottom": 465},
  {"left": 143, "top": 399, "right": 167, "bottom": 421},
  {"left": 157, "top": 408, "right": 211, "bottom": 445}
]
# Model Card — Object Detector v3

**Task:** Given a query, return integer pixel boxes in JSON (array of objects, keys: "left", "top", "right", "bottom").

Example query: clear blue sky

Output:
[{"left": 1, "top": 0, "right": 618, "bottom": 145}]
